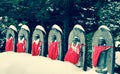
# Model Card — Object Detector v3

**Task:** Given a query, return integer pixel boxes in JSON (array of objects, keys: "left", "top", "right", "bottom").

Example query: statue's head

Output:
[
  {"left": 98, "top": 36, "right": 106, "bottom": 46},
  {"left": 52, "top": 35, "right": 56, "bottom": 42},
  {"left": 19, "top": 34, "right": 24, "bottom": 40},
  {"left": 73, "top": 36, "right": 80, "bottom": 44},
  {"left": 34, "top": 34, "right": 40, "bottom": 40},
  {"left": 8, "top": 34, "right": 12, "bottom": 38}
]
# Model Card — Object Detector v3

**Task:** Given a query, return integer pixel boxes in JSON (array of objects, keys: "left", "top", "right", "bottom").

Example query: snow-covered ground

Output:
[
  {"left": 0, "top": 52, "right": 97, "bottom": 74},
  {"left": 116, "top": 51, "right": 120, "bottom": 65}
]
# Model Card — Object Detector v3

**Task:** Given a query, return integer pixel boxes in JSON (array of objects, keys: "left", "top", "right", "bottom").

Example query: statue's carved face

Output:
[
  {"left": 52, "top": 35, "right": 56, "bottom": 42},
  {"left": 73, "top": 37, "right": 80, "bottom": 44},
  {"left": 8, "top": 34, "right": 12, "bottom": 38},
  {"left": 34, "top": 35, "right": 40, "bottom": 40},
  {"left": 19, "top": 34, "right": 24, "bottom": 40},
  {"left": 98, "top": 37, "right": 106, "bottom": 46}
]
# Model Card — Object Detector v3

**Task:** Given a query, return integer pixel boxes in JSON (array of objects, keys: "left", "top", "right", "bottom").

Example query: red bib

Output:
[
  {"left": 5, "top": 38, "right": 13, "bottom": 51},
  {"left": 48, "top": 42, "right": 59, "bottom": 60},
  {"left": 64, "top": 44, "right": 81, "bottom": 64},
  {"left": 32, "top": 41, "right": 41, "bottom": 56},
  {"left": 92, "top": 46, "right": 111, "bottom": 67},
  {"left": 17, "top": 40, "right": 26, "bottom": 53}
]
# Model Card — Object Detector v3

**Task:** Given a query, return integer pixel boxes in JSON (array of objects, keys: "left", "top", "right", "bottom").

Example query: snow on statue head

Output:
[
  {"left": 9, "top": 25, "right": 17, "bottom": 32},
  {"left": 21, "top": 25, "right": 30, "bottom": 32},
  {"left": 98, "top": 25, "right": 110, "bottom": 31},
  {"left": 52, "top": 24, "right": 62, "bottom": 33},
  {"left": 18, "top": 23, "right": 23, "bottom": 26},
  {"left": 74, "top": 24, "right": 85, "bottom": 32},
  {"left": 35, "top": 25, "right": 46, "bottom": 34}
]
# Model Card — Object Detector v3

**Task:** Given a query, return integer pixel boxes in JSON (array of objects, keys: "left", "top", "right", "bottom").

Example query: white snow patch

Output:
[
  {"left": 35, "top": 25, "right": 46, "bottom": 34},
  {"left": 52, "top": 24, "right": 63, "bottom": 33},
  {"left": 116, "top": 51, "right": 120, "bottom": 65},
  {"left": 74, "top": 24, "right": 85, "bottom": 32},
  {"left": 21, "top": 25, "right": 30, "bottom": 32},
  {"left": 98, "top": 25, "right": 110, "bottom": 31},
  {"left": 115, "top": 41, "right": 120, "bottom": 47},
  {"left": 0, "top": 52, "right": 115, "bottom": 74},
  {"left": 0, "top": 52, "right": 105, "bottom": 74},
  {"left": 0, "top": 16, "right": 3, "bottom": 20},
  {"left": 0, "top": 52, "right": 86, "bottom": 74},
  {"left": 84, "top": 68, "right": 97, "bottom": 74},
  {"left": 9, "top": 25, "right": 17, "bottom": 32},
  {"left": 18, "top": 23, "right": 23, "bottom": 26}
]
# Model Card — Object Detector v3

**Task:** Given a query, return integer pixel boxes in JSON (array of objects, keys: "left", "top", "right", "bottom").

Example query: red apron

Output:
[
  {"left": 48, "top": 42, "right": 59, "bottom": 60},
  {"left": 17, "top": 40, "right": 26, "bottom": 53},
  {"left": 92, "top": 46, "right": 111, "bottom": 67},
  {"left": 64, "top": 44, "right": 81, "bottom": 64},
  {"left": 32, "top": 41, "right": 41, "bottom": 56},
  {"left": 5, "top": 38, "right": 13, "bottom": 51}
]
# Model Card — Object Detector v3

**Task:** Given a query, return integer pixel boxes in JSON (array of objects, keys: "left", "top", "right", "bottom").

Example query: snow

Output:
[
  {"left": 21, "top": 25, "right": 30, "bottom": 32},
  {"left": 9, "top": 25, "right": 17, "bottom": 32},
  {"left": 116, "top": 51, "right": 120, "bottom": 65},
  {"left": 0, "top": 52, "right": 98, "bottom": 74},
  {"left": 35, "top": 25, "right": 46, "bottom": 34},
  {"left": 52, "top": 24, "right": 62, "bottom": 33},
  {"left": 98, "top": 25, "right": 110, "bottom": 31},
  {"left": 18, "top": 23, "right": 23, "bottom": 26},
  {"left": 115, "top": 41, "right": 120, "bottom": 47},
  {"left": 84, "top": 68, "right": 97, "bottom": 74},
  {"left": 0, "top": 16, "right": 3, "bottom": 20},
  {"left": 74, "top": 24, "right": 85, "bottom": 32}
]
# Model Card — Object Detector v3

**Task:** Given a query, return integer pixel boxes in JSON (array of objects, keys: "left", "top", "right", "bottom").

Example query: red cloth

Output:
[
  {"left": 64, "top": 44, "right": 81, "bottom": 64},
  {"left": 48, "top": 42, "right": 59, "bottom": 60},
  {"left": 17, "top": 40, "right": 26, "bottom": 53},
  {"left": 5, "top": 38, "right": 13, "bottom": 51},
  {"left": 32, "top": 41, "right": 41, "bottom": 56},
  {"left": 92, "top": 46, "right": 111, "bottom": 67}
]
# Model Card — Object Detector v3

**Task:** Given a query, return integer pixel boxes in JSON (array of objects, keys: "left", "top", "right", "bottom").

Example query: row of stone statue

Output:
[{"left": 5, "top": 24, "right": 114, "bottom": 74}]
